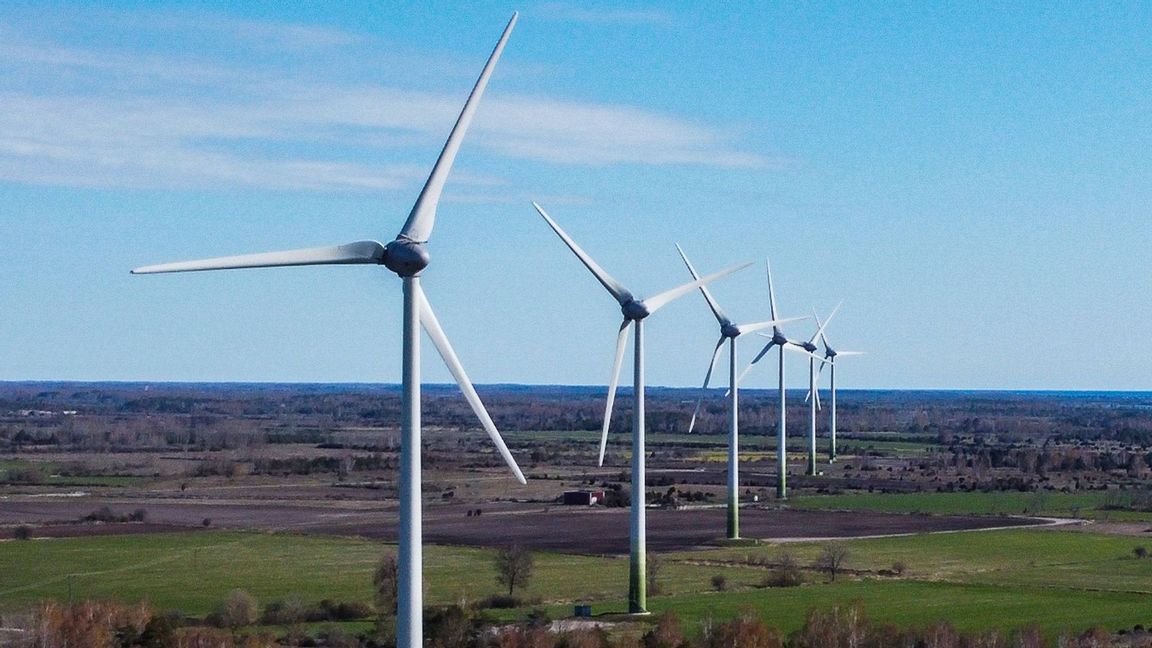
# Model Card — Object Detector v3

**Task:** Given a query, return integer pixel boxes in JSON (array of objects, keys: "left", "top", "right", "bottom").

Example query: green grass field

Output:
[
  {"left": 0, "top": 458, "right": 143, "bottom": 488},
  {"left": 4, "top": 525, "right": 1152, "bottom": 636}
]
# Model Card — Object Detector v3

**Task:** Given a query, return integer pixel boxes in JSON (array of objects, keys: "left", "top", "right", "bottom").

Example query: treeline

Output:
[
  {"left": 6, "top": 384, "right": 1152, "bottom": 452},
  {"left": 10, "top": 600, "right": 1148, "bottom": 648}
]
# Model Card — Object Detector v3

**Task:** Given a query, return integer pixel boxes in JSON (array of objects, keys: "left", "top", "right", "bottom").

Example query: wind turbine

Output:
[
  {"left": 796, "top": 304, "right": 840, "bottom": 476},
  {"left": 740, "top": 260, "right": 823, "bottom": 500},
  {"left": 534, "top": 203, "right": 749, "bottom": 614},
  {"left": 813, "top": 311, "right": 864, "bottom": 463},
  {"left": 132, "top": 15, "right": 524, "bottom": 648},
  {"left": 676, "top": 244, "right": 802, "bottom": 539}
]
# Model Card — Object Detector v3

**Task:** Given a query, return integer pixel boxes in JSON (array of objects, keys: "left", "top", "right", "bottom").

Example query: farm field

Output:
[{"left": 4, "top": 525, "right": 1152, "bottom": 638}]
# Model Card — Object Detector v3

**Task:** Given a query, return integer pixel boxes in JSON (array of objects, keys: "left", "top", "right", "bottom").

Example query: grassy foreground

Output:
[{"left": 3, "top": 526, "right": 1152, "bottom": 636}]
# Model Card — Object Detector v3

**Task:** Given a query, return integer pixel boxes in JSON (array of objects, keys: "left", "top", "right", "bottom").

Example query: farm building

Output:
[{"left": 562, "top": 490, "right": 605, "bottom": 506}]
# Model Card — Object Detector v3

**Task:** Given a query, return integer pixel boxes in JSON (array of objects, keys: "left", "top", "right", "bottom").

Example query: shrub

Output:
[
  {"left": 14, "top": 525, "right": 32, "bottom": 540},
  {"left": 1134, "top": 546, "right": 1148, "bottom": 559},
  {"left": 476, "top": 594, "right": 521, "bottom": 609},
  {"left": 643, "top": 611, "right": 684, "bottom": 648},
  {"left": 711, "top": 574, "right": 728, "bottom": 592},
  {"left": 211, "top": 589, "right": 257, "bottom": 629},
  {"left": 892, "top": 560, "right": 908, "bottom": 575},
  {"left": 762, "top": 554, "right": 802, "bottom": 588}
]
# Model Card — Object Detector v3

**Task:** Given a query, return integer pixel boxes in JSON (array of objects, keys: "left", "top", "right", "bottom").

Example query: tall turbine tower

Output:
[
  {"left": 813, "top": 311, "right": 864, "bottom": 462},
  {"left": 534, "top": 203, "right": 748, "bottom": 613},
  {"left": 740, "top": 260, "right": 820, "bottom": 499},
  {"left": 132, "top": 15, "right": 525, "bottom": 648},
  {"left": 797, "top": 305, "right": 840, "bottom": 476},
  {"left": 676, "top": 244, "right": 801, "bottom": 539}
]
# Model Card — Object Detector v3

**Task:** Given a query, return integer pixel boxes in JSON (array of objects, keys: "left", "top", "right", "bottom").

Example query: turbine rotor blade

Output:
[
  {"left": 600, "top": 320, "right": 631, "bottom": 466},
  {"left": 837, "top": 351, "right": 866, "bottom": 356},
  {"left": 815, "top": 357, "right": 830, "bottom": 381},
  {"left": 765, "top": 258, "right": 780, "bottom": 321},
  {"left": 131, "top": 241, "right": 386, "bottom": 274},
  {"left": 398, "top": 13, "right": 518, "bottom": 243},
  {"left": 737, "top": 340, "right": 776, "bottom": 385},
  {"left": 641, "top": 262, "right": 752, "bottom": 315},
  {"left": 675, "top": 243, "right": 729, "bottom": 325},
  {"left": 734, "top": 316, "right": 807, "bottom": 336},
  {"left": 688, "top": 336, "right": 726, "bottom": 433},
  {"left": 533, "top": 202, "right": 634, "bottom": 306},
  {"left": 808, "top": 302, "right": 842, "bottom": 346},
  {"left": 784, "top": 344, "right": 827, "bottom": 363},
  {"left": 418, "top": 288, "right": 526, "bottom": 485}
]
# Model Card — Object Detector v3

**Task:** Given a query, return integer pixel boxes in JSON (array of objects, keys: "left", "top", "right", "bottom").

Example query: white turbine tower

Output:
[
  {"left": 534, "top": 203, "right": 749, "bottom": 614},
  {"left": 740, "top": 260, "right": 822, "bottom": 500},
  {"left": 132, "top": 15, "right": 525, "bottom": 648},
  {"left": 796, "top": 304, "right": 841, "bottom": 476},
  {"left": 813, "top": 311, "right": 864, "bottom": 463},
  {"left": 676, "top": 244, "right": 802, "bottom": 539}
]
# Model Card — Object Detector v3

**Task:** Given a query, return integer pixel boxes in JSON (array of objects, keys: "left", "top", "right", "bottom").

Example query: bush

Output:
[
  {"left": 891, "top": 561, "right": 908, "bottom": 575},
  {"left": 476, "top": 594, "right": 521, "bottom": 609},
  {"left": 260, "top": 598, "right": 306, "bottom": 626},
  {"left": 85, "top": 506, "right": 121, "bottom": 523},
  {"left": 711, "top": 574, "right": 728, "bottom": 592},
  {"left": 316, "top": 599, "right": 372, "bottom": 621},
  {"left": 1134, "top": 546, "right": 1148, "bottom": 559},
  {"left": 128, "top": 508, "right": 148, "bottom": 523},
  {"left": 762, "top": 554, "right": 803, "bottom": 588},
  {"left": 211, "top": 589, "right": 257, "bottom": 629},
  {"left": 14, "top": 525, "right": 32, "bottom": 540}
]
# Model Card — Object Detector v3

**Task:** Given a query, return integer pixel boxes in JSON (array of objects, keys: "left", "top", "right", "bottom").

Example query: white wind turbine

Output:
[
  {"left": 132, "top": 15, "right": 524, "bottom": 648},
  {"left": 740, "top": 260, "right": 824, "bottom": 500},
  {"left": 812, "top": 311, "right": 864, "bottom": 463},
  {"left": 534, "top": 203, "right": 749, "bottom": 614},
  {"left": 676, "top": 244, "right": 802, "bottom": 539},
  {"left": 796, "top": 304, "right": 841, "bottom": 476}
]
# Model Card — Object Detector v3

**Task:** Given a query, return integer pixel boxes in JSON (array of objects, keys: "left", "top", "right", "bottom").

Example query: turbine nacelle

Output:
[
  {"left": 383, "top": 239, "right": 431, "bottom": 277},
  {"left": 720, "top": 323, "right": 741, "bottom": 338},
  {"left": 622, "top": 300, "right": 651, "bottom": 321}
]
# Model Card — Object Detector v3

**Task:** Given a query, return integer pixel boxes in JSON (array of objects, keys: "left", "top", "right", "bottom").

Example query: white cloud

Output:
[{"left": 0, "top": 9, "right": 772, "bottom": 191}]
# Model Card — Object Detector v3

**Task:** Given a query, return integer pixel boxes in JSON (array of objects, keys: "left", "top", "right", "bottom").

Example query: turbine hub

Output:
[
  {"left": 622, "top": 300, "right": 650, "bottom": 320},
  {"left": 721, "top": 323, "right": 740, "bottom": 338},
  {"left": 382, "top": 239, "right": 430, "bottom": 277},
  {"left": 801, "top": 341, "right": 818, "bottom": 353},
  {"left": 773, "top": 332, "right": 789, "bottom": 346}
]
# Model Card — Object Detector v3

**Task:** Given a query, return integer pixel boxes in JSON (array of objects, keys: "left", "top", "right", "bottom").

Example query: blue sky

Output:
[{"left": 1, "top": 2, "right": 1150, "bottom": 389}]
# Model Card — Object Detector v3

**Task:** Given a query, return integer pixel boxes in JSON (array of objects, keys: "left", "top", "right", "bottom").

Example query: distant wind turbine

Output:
[
  {"left": 797, "top": 304, "right": 840, "bottom": 475},
  {"left": 534, "top": 203, "right": 749, "bottom": 614},
  {"left": 676, "top": 244, "right": 801, "bottom": 539},
  {"left": 132, "top": 14, "right": 525, "bottom": 648},
  {"left": 740, "top": 260, "right": 824, "bottom": 499},
  {"left": 813, "top": 311, "right": 864, "bottom": 463}
]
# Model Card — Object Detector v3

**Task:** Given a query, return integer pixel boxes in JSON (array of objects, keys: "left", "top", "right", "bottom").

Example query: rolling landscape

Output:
[{"left": 5, "top": 384, "right": 1152, "bottom": 646}]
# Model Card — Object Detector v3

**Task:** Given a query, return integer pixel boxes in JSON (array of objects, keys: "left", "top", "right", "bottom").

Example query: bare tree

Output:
[
  {"left": 215, "top": 589, "right": 257, "bottom": 630},
  {"left": 647, "top": 555, "right": 664, "bottom": 596},
  {"left": 373, "top": 553, "right": 399, "bottom": 616},
  {"left": 494, "top": 544, "right": 534, "bottom": 596},
  {"left": 814, "top": 543, "right": 850, "bottom": 582}
]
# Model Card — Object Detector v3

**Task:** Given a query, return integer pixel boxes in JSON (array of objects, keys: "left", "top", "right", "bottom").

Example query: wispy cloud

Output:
[
  {"left": 0, "top": 8, "right": 770, "bottom": 191},
  {"left": 536, "top": 3, "right": 675, "bottom": 26}
]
